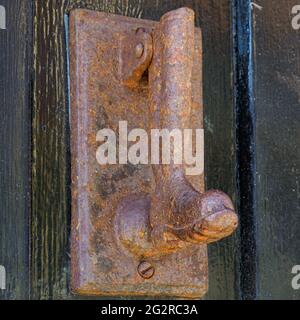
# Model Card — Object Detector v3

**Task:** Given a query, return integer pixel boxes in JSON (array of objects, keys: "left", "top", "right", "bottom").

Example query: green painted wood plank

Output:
[{"left": 0, "top": 0, "right": 32, "bottom": 300}]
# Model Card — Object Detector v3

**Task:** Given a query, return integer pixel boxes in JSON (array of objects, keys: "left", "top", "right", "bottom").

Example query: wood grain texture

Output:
[
  {"left": 32, "top": 0, "right": 70, "bottom": 300},
  {"left": 32, "top": 0, "right": 238, "bottom": 299},
  {"left": 252, "top": 0, "right": 300, "bottom": 299},
  {"left": 0, "top": 0, "right": 31, "bottom": 300}
]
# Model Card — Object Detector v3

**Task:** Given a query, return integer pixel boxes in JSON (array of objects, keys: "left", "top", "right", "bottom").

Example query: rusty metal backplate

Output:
[{"left": 70, "top": 9, "right": 207, "bottom": 298}]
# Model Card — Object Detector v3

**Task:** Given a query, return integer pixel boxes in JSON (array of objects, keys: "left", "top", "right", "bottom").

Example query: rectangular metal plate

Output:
[{"left": 70, "top": 9, "right": 207, "bottom": 298}]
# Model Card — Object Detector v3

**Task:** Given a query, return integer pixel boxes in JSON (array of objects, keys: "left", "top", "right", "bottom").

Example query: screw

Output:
[
  {"left": 135, "top": 43, "right": 144, "bottom": 58},
  {"left": 137, "top": 261, "right": 155, "bottom": 279}
]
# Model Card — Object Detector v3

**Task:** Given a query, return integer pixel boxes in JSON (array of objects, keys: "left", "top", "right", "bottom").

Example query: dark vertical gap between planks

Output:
[{"left": 233, "top": 0, "right": 257, "bottom": 300}]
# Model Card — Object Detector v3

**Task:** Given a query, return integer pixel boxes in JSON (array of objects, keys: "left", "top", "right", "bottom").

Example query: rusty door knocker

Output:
[{"left": 70, "top": 7, "right": 238, "bottom": 298}]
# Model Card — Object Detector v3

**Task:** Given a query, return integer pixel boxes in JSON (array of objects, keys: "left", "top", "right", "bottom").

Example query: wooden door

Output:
[{"left": 0, "top": 0, "right": 299, "bottom": 300}]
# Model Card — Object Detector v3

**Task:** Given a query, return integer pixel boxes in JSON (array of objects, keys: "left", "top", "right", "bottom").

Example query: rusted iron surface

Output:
[
  {"left": 148, "top": 8, "right": 238, "bottom": 251},
  {"left": 70, "top": 8, "right": 237, "bottom": 298}
]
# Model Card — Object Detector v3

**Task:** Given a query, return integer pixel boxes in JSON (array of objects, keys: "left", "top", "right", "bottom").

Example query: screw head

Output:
[
  {"left": 137, "top": 261, "right": 155, "bottom": 279},
  {"left": 135, "top": 43, "right": 144, "bottom": 58}
]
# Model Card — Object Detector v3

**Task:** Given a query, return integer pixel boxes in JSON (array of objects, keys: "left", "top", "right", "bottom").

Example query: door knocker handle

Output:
[
  {"left": 116, "top": 7, "right": 238, "bottom": 258},
  {"left": 70, "top": 7, "right": 238, "bottom": 298}
]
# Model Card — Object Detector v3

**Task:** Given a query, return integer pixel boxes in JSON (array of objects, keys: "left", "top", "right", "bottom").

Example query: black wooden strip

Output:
[
  {"left": 233, "top": 0, "right": 257, "bottom": 300},
  {"left": 234, "top": 0, "right": 300, "bottom": 300},
  {"left": 0, "top": 0, "right": 32, "bottom": 300}
]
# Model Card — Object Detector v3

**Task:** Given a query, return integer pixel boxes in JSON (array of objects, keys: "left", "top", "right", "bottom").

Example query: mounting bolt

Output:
[
  {"left": 137, "top": 261, "right": 155, "bottom": 279},
  {"left": 135, "top": 43, "right": 144, "bottom": 58}
]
